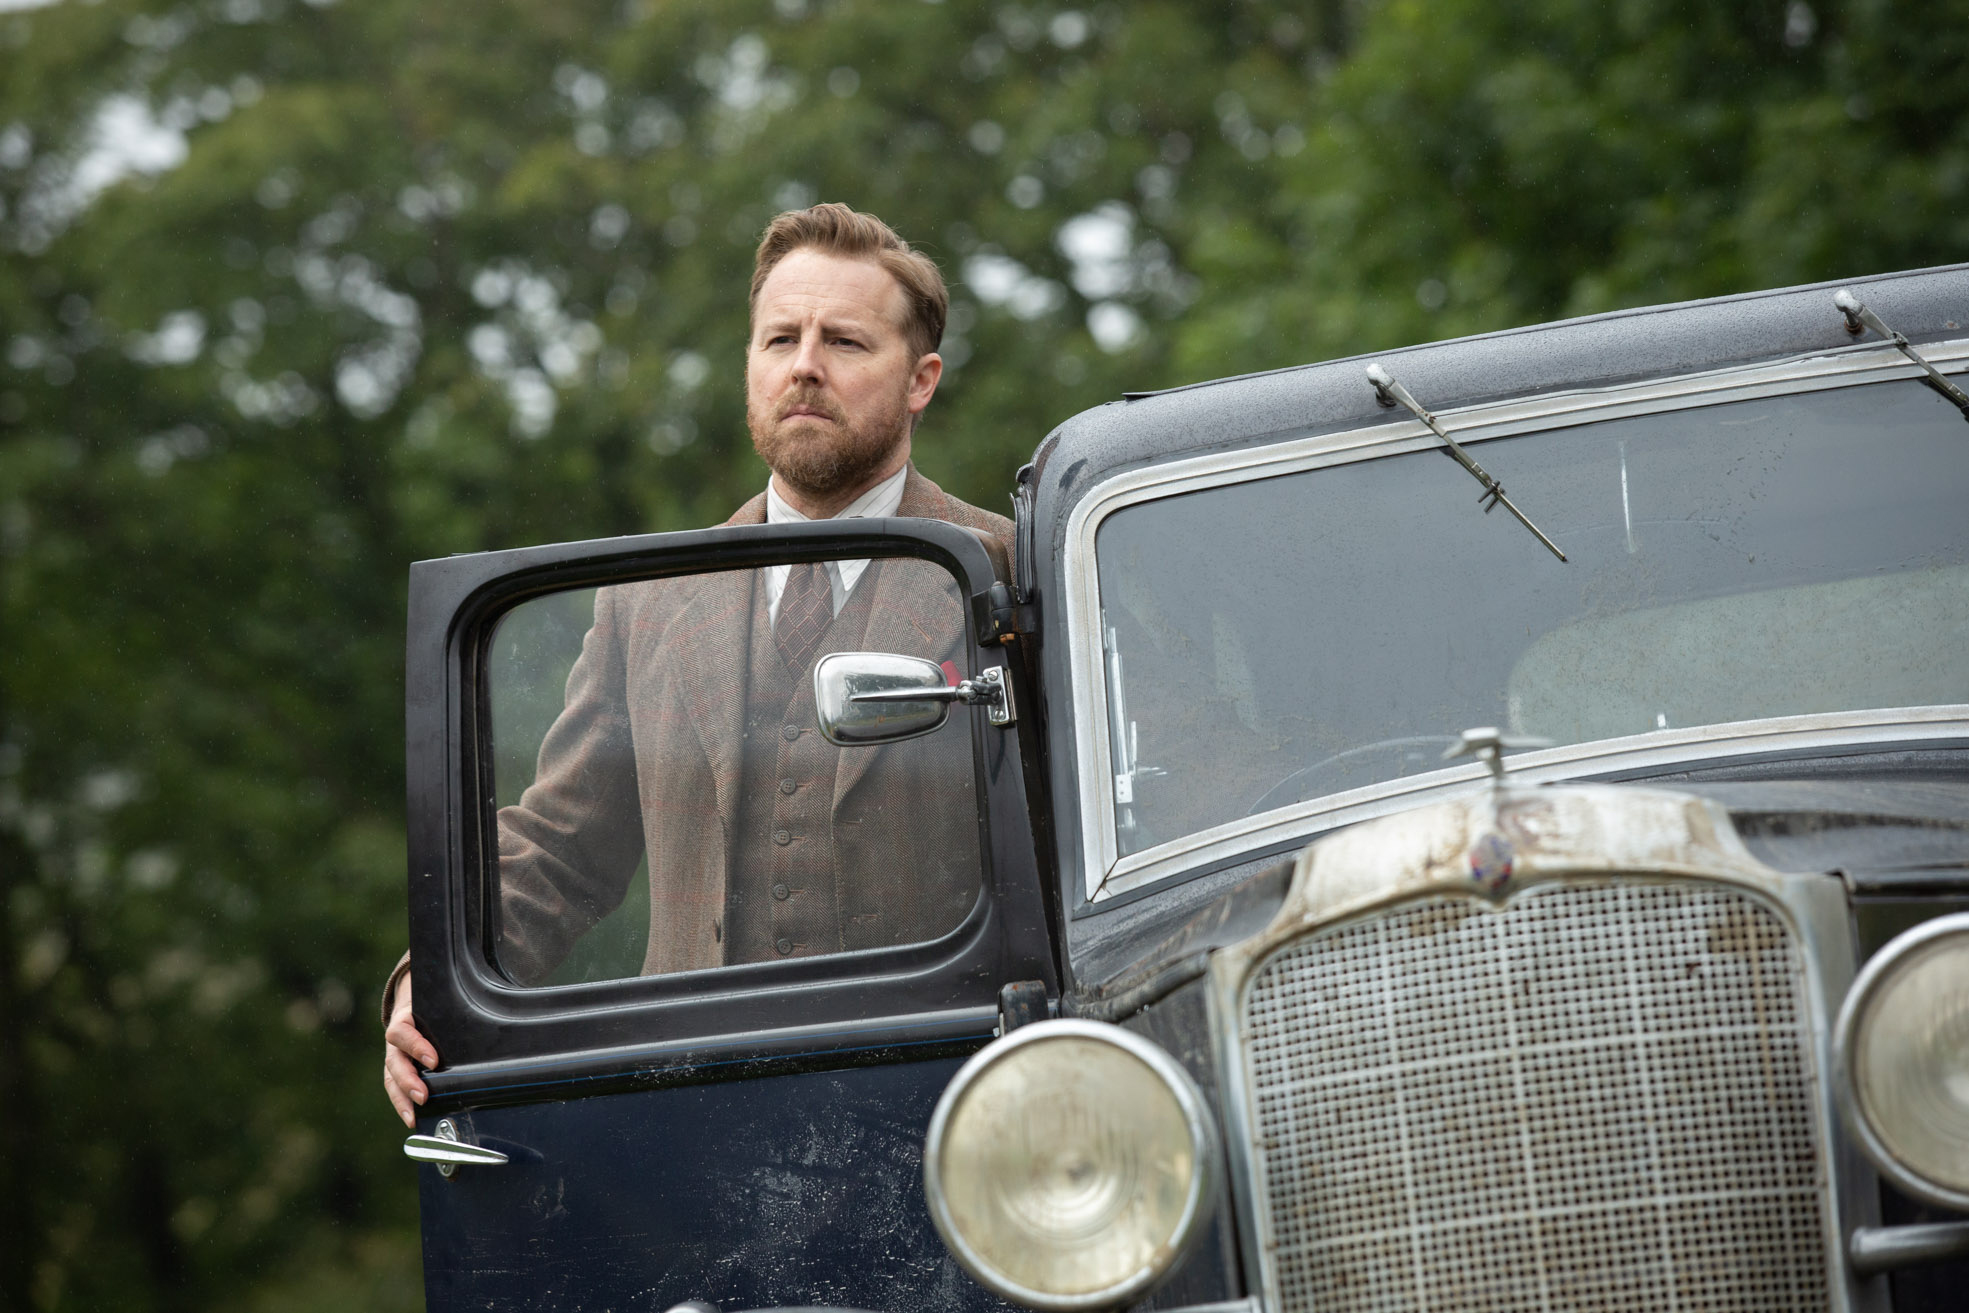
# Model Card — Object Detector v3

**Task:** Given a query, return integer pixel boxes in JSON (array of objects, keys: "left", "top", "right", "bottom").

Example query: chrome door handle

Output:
[{"left": 404, "top": 1118, "right": 507, "bottom": 1177}]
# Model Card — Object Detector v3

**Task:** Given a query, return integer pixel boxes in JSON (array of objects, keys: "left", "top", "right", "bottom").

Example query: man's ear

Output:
[{"left": 907, "top": 351, "right": 943, "bottom": 417}]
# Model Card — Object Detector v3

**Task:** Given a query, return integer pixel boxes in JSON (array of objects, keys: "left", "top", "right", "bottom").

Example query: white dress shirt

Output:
[{"left": 762, "top": 465, "right": 908, "bottom": 626}]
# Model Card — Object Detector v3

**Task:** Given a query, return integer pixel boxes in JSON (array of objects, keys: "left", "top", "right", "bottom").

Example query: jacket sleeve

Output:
[
  {"left": 494, "top": 584, "right": 649, "bottom": 984},
  {"left": 379, "top": 949, "right": 412, "bottom": 1028}
]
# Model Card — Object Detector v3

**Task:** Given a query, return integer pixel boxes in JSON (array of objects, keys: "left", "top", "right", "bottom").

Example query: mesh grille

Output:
[{"left": 1241, "top": 880, "right": 1829, "bottom": 1313}]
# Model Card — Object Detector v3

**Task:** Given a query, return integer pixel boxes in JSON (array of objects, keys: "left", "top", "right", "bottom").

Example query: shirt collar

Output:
[{"left": 765, "top": 464, "right": 908, "bottom": 525}]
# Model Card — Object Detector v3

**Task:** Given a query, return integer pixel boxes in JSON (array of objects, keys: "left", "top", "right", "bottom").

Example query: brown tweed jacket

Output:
[{"left": 492, "top": 465, "right": 1014, "bottom": 983}]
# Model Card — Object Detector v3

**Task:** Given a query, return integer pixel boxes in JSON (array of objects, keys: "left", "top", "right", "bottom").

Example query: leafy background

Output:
[{"left": 2, "top": 0, "right": 1964, "bottom": 1307}]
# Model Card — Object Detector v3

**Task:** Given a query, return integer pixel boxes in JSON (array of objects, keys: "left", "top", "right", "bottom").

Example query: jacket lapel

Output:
[
  {"left": 656, "top": 570, "right": 756, "bottom": 844},
  {"left": 664, "top": 493, "right": 770, "bottom": 841}
]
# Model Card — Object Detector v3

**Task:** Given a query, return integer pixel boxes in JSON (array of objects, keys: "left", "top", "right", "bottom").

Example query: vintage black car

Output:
[{"left": 399, "top": 264, "right": 1969, "bottom": 1313}]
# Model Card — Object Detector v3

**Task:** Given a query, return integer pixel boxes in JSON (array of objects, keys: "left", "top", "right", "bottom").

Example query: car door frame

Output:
[{"left": 403, "top": 515, "right": 1059, "bottom": 1102}]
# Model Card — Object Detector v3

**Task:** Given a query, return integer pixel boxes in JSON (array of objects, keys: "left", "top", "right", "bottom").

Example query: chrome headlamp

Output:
[
  {"left": 923, "top": 1019, "right": 1218, "bottom": 1310},
  {"left": 1835, "top": 911, "right": 1969, "bottom": 1211}
]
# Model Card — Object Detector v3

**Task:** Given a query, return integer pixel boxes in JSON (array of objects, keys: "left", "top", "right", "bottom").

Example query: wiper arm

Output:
[
  {"left": 1365, "top": 363, "right": 1568, "bottom": 561},
  {"left": 1835, "top": 288, "right": 1969, "bottom": 422}
]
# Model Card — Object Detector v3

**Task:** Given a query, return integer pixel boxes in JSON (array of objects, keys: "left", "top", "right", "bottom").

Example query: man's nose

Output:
[{"left": 790, "top": 331, "right": 826, "bottom": 383}]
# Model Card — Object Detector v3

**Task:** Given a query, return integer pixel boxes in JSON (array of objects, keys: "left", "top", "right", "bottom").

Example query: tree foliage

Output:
[{"left": 1, "top": 0, "right": 1963, "bottom": 1308}]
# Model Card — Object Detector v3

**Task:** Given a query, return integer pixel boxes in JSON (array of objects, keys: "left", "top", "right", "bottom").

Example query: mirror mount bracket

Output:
[
  {"left": 970, "top": 665, "right": 1017, "bottom": 728},
  {"left": 846, "top": 664, "right": 1016, "bottom": 728}
]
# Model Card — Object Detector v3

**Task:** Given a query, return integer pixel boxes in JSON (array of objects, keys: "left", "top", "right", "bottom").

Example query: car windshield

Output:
[{"left": 1095, "top": 377, "right": 1969, "bottom": 860}]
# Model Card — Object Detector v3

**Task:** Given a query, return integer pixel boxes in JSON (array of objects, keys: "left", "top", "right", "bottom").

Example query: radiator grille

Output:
[{"left": 1241, "top": 880, "right": 1829, "bottom": 1312}]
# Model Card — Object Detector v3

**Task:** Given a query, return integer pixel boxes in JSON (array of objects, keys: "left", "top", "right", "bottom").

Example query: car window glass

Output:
[
  {"left": 486, "top": 555, "right": 984, "bottom": 986},
  {"left": 1095, "top": 378, "right": 1969, "bottom": 859}
]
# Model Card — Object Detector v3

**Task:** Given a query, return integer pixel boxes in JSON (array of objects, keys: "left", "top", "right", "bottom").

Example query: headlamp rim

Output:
[
  {"left": 922, "top": 1017, "right": 1220, "bottom": 1312},
  {"left": 1834, "top": 909, "right": 1969, "bottom": 1213}
]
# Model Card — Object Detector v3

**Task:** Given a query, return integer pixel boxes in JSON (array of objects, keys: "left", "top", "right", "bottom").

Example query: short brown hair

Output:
[{"left": 750, "top": 203, "right": 947, "bottom": 360}]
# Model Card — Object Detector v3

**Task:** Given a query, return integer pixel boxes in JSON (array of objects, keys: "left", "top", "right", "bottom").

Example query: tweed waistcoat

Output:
[{"left": 725, "top": 565, "right": 880, "bottom": 962}]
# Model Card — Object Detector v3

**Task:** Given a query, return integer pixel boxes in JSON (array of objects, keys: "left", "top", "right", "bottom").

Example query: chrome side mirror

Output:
[
  {"left": 814, "top": 652, "right": 956, "bottom": 746},
  {"left": 814, "top": 652, "right": 1016, "bottom": 747}
]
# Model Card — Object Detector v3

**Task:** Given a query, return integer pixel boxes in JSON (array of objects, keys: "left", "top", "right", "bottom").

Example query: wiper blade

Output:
[
  {"left": 1365, "top": 363, "right": 1568, "bottom": 561},
  {"left": 1834, "top": 288, "right": 1969, "bottom": 422}
]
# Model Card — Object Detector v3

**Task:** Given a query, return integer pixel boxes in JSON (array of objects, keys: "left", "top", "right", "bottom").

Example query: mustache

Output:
[{"left": 775, "top": 388, "right": 843, "bottom": 423}]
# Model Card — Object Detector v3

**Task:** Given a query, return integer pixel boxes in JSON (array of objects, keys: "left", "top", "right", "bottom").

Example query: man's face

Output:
[{"left": 746, "top": 249, "right": 941, "bottom": 504}]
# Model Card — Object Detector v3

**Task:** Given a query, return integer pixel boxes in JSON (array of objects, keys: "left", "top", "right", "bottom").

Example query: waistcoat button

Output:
[
  {"left": 779, "top": 778, "right": 798, "bottom": 795},
  {"left": 773, "top": 828, "right": 792, "bottom": 846},
  {"left": 772, "top": 882, "right": 790, "bottom": 900},
  {"left": 781, "top": 724, "right": 801, "bottom": 741},
  {"left": 775, "top": 937, "right": 793, "bottom": 955}
]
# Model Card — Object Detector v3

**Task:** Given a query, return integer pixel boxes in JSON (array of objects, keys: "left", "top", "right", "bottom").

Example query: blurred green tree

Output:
[
  {"left": 0, "top": 0, "right": 1963, "bottom": 1309},
  {"left": 1169, "top": 0, "right": 1969, "bottom": 379}
]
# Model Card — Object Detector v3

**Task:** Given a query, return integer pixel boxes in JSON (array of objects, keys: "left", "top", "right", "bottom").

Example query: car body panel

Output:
[{"left": 416, "top": 1056, "right": 1012, "bottom": 1312}]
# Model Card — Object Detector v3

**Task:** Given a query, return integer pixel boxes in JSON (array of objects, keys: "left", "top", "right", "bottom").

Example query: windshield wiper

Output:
[
  {"left": 1365, "top": 363, "right": 1568, "bottom": 561},
  {"left": 1835, "top": 288, "right": 1969, "bottom": 422}
]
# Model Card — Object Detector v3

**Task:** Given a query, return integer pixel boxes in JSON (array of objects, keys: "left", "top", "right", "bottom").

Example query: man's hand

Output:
[{"left": 383, "top": 968, "right": 440, "bottom": 1129}]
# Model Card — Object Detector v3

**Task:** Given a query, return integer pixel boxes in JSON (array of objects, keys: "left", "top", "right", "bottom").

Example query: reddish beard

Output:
[{"left": 748, "top": 382, "right": 911, "bottom": 502}]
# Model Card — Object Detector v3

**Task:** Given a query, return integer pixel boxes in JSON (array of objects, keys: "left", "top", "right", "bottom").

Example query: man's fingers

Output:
[
  {"left": 384, "top": 1043, "right": 429, "bottom": 1100},
  {"left": 381, "top": 964, "right": 432, "bottom": 1128},
  {"left": 381, "top": 971, "right": 441, "bottom": 1129},
  {"left": 384, "top": 1062, "right": 418, "bottom": 1129},
  {"left": 384, "top": 1046, "right": 428, "bottom": 1128},
  {"left": 383, "top": 1061, "right": 417, "bottom": 1128},
  {"left": 385, "top": 1014, "right": 439, "bottom": 1070}
]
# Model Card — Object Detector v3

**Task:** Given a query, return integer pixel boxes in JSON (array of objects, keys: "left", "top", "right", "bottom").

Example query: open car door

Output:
[{"left": 400, "top": 516, "right": 1056, "bottom": 1312}]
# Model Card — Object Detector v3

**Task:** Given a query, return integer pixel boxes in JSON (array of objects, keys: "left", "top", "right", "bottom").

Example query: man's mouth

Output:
[{"left": 778, "top": 395, "right": 841, "bottom": 424}]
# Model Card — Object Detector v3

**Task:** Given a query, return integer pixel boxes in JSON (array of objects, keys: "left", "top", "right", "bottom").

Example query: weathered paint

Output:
[
  {"left": 1217, "top": 782, "right": 1782, "bottom": 983},
  {"left": 418, "top": 1056, "right": 1015, "bottom": 1313}
]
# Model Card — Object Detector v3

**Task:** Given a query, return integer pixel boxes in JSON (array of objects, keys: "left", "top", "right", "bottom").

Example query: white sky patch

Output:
[
  {"left": 728, "top": 36, "right": 790, "bottom": 110},
  {"left": 0, "top": 124, "right": 30, "bottom": 168},
  {"left": 126, "top": 310, "right": 206, "bottom": 365},
  {"left": 18, "top": 94, "right": 192, "bottom": 246},
  {"left": 73, "top": 95, "right": 189, "bottom": 200},
  {"left": 668, "top": 350, "right": 709, "bottom": 391},
  {"left": 1049, "top": 10, "right": 1089, "bottom": 48},
  {"left": 554, "top": 63, "right": 609, "bottom": 114},
  {"left": 963, "top": 252, "right": 1024, "bottom": 304},
  {"left": 0, "top": 0, "right": 61, "bottom": 11},
  {"left": 463, "top": 258, "right": 606, "bottom": 437},
  {"left": 136, "top": 425, "right": 209, "bottom": 476},
  {"left": 1086, "top": 302, "right": 1144, "bottom": 353},
  {"left": 1057, "top": 202, "right": 1135, "bottom": 300},
  {"left": 329, "top": 257, "right": 422, "bottom": 418},
  {"left": 693, "top": 31, "right": 795, "bottom": 154},
  {"left": 963, "top": 250, "right": 1066, "bottom": 322}
]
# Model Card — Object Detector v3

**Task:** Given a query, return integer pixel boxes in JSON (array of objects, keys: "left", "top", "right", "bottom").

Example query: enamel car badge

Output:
[{"left": 1469, "top": 831, "right": 1515, "bottom": 893}]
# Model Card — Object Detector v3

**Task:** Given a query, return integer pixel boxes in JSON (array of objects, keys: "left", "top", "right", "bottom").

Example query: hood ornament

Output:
[
  {"left": 1445, "top": 727, "right": 1552, "bottom": 892},
  {"left": 1443, "top": 726, "right": 1552, "bottom": 785}
]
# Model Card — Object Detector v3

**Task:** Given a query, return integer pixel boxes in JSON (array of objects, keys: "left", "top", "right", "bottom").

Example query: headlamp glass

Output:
[
  {"left": 925, "top": 1020, "right": 1215, "bottom": 1310},
  {"left": 1840, "top": 913, "right": 1969, "bottom": 1209}
]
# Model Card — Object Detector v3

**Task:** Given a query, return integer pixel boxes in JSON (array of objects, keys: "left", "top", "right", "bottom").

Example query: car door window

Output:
[{"left": 485, "top": 554, "right": 984, "bottom": 987}]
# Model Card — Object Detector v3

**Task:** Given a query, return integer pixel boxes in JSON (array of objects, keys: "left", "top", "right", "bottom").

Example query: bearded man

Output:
[{"left": 383, "top": 204, "right": 1011, "bottom": 1127}]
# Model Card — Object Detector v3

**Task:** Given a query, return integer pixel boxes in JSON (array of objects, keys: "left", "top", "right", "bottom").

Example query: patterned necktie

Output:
[{"left": 775, "top": 561, "right": 832, "bottom": 673}]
